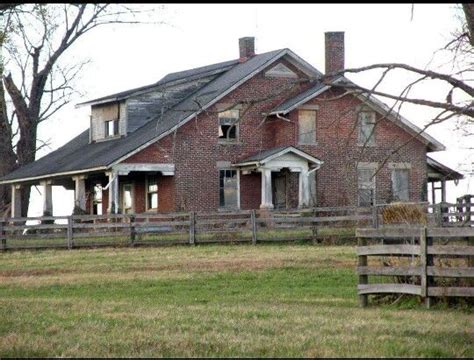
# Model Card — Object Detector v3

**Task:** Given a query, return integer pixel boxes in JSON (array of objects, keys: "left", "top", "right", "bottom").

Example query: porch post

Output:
[
  {"left": 441, "top": 179, "right": 446, "bottom": 203},
  {"left": 259, "top": 168, "right": 273, "bottom": 209},
  {"left": 298, "top": 169, "right": 310, "bottom": 208},
  {"left": 11, "top": 184, "right": 22, "bottom": 218},
  {"left": 40, "top": 180, "right": 53, "bottom": 216},
  {"left": 73, "top": 175, "right": 87, "bottom": 211},
  {"left": 107, "top": 171, "right": 119, "bottom": 214}
]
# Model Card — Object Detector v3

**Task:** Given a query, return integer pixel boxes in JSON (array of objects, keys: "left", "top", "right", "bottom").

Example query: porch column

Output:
[
  {"left": 40, "top": 180, "right": 53, "bottom": 216},
  {"left": 73, "top": 175, "right": 87, "bottom": 211},
  {"left": 298, "top": 169, "right": 310, "bottom": 208},
  {"left": 11, "top": 184, "right": 22, "bottom": 218},
  {"left": 441, "top": 180, "right": 446, "bottom": 203},
  {"left": 107, "top": 171, "right": 119, "bottom": 214},
  {"left": 259, "top": 168, "right": 273, "bottom": 209}
]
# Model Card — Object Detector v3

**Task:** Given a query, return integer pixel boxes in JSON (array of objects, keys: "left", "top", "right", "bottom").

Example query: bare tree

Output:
[{"left": 0, "top": 4, "right": 159, "bottom": 216}]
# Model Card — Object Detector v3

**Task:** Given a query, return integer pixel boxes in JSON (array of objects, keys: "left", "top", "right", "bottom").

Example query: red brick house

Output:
[{"left": 0, "top": 33, "right": 462, "bottom": 217}]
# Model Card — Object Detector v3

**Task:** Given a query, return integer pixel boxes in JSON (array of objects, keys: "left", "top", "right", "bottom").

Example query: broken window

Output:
[
  {"left": 298, "top": 110, "right": 316, "bottom": 144},
  {"left": 358, "top": 111, "right": 376, "bottom": 146},
  {"left": 391, "top": 169, "right": 410, "bottom": 201},
  {"left": 147, "top": 176, "right": 158, "bottom": 210},
  {"left": 358, "top": 167, "right": 376, "bottom": 206},
  {"left": 218, "top": 109, "right": 239, "bottom": 142},
  {"left": 105, "top": 119, "right": 119, "bottom": 137},
  {"left": 219, "top": 170, "right": 238, "bottom": 208}
]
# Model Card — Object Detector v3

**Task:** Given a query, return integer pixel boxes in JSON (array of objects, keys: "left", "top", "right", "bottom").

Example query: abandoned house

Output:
[{"left": 0, "top": 33, "right": 463, "bottom": 217}]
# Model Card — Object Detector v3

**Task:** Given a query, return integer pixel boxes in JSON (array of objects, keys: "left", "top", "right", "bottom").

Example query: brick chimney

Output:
[
  {"left": 325, "top": 32, "right": 344, "bottom": 75},
  {"left": 239, "top": 37, "right": 255, "bottom": 62}
]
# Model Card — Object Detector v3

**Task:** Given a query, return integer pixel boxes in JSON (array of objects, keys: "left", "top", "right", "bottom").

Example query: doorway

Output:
[{"left": 272, "top": 171, "right": 288, "bottom": 209}]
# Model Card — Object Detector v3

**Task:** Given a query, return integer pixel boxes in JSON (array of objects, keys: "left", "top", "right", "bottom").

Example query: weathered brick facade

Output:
[{"left": 116, "top": 58, "right": 429, "bottom": 212}]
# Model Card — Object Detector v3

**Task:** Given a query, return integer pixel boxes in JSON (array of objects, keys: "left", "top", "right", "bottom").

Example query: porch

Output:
[{"left": 9, "top": 163, "right": 175, "bottom": 218}]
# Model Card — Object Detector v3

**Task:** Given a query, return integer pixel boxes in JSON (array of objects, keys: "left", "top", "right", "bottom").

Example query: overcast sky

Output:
[{"left": 27, "top": 3, "right": 473, "bottom": 216}]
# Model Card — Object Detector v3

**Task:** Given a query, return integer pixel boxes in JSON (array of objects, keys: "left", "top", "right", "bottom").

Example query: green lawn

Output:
[{"left": 0, "top": 245, "right": 472, "bottom": 357}]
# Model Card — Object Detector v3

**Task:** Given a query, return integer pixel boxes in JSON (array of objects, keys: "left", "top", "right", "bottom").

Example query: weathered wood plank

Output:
[
  {"left": 420, "top": 227, "right": 428, "bottom": 298},
  {"left": 357, "top": 245, "right": 420, "bottom": 256},
  {"left": 72, "top": 222, "right": 132, "bottom": 229},
  {"left": 256, "top": 215, "right": 371, "bottom": 223},
  {"left": 356, "top": 227, "right": 423, "bottom": 238},
  {"left": 3, "top": 224, "right": 68, "bottom": 231},
  {"left": 428, "top": 245, "right": 474, "bottom": 256},
  {"left": 358, "top": 284, "right": 422, "bottom": 296},
  {"left": 357, "top": 266, "right": 422, "bottom": 276},
  {"left": 427, "top": 227, "right": 474, "bottom": 238},
  {"left": 358, "top": 236, "right": 368, "bottom": 307},
  {"left": 195, "top": 218, "right": 251, "bottom": 226},
  {"left": 428, "top": 287, "right": 474, "bottom": 297},
  {"left": 427, "top": 267, "right": 474, "bottom": 277},
  {"left": 251, "top": 209, "right": 257, "bottom": 245},
  {"left": 189, "top": 212, "right": 195, "bottom": 245}
]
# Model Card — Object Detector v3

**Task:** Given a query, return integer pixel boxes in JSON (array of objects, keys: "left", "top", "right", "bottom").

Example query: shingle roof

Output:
[
  {"left": 1, "top": 49, "right": 291, "bottom": 183},
  {"left": 270, "top": 82, "right": 329, "bottom": 114},
  {"left": 427, "top": 157, "right": 464, "bottom": 181},
  {"left": 77, "top": 59, "right": 239, "bottom": 106},
  {"left": 235, "top": 146, "right": 323, "bottom": 166},
  {"left": 238, "top": 146, "right": 289, "bottom": 163}
]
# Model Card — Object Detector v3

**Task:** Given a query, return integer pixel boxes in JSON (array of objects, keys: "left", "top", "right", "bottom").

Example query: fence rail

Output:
[
  {"left": 356, "top": 226, "right": 474, "bottom": 308},
  {"left": 0, "top": 206, "right": 374, "bottom": 251}
]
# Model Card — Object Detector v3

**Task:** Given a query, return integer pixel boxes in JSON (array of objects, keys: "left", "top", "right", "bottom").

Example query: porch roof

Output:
[
  {"left": 427, "top": 156, "right": 464, "bottom": 182},
  {"left": 233, "top": 146, "right": 323, "bottom": 167}
]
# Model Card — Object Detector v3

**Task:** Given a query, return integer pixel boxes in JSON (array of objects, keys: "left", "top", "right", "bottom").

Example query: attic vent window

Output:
[
  {"left": 218, "top": 109, "right": 239, "bottom": 143},
  {"left": 265, "top": 63, "right": 297, "bottom": 78},
  {"left": 358, "top": 111, "right": 376, "bottom": 146},
  {"left": 105, "top": 119, "right": 119, "bottom": 138}
]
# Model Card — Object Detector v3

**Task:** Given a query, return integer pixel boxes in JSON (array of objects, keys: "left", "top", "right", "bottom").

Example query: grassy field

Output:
[{"left": 0, "top": 245, "right": 472, "bottom": 357}]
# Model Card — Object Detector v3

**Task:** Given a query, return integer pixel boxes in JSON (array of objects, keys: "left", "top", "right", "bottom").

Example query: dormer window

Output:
[{"left": 105, "top": 119, "right": 119, "bottom": 138}]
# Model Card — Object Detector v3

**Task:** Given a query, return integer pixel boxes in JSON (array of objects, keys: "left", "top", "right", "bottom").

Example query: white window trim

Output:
[{"left": 145, "top": 175, "right": 159, "bottom": 211}]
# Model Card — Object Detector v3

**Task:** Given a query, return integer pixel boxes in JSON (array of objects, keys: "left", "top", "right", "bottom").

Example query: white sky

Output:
[{"left": 28, "top": 3, "right": 473, "bottom": 216}]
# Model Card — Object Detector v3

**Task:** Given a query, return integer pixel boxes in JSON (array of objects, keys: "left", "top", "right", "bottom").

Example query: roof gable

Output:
[{"left": 269, "top": 76, "right": 445, "bottom": 152}]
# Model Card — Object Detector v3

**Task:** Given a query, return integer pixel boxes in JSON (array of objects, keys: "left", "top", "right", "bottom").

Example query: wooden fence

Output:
[
  {"left": 0, "top": 206, "right": 374, "bottom": 251},
  {"left": 356, "top": 227, "right": 474, "bottom": 308}
]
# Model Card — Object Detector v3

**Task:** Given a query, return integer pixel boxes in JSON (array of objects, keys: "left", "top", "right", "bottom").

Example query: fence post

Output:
[
  {"left": 67, "top": 216, "right": 73, "bottom": 249},
  {"left": 372, "top": 205, "right": 379, "bottom": 228},
  {"left": 251, "top": 210, "right": 257, "bottom": 245},
  {"left": 129, "top": 214, "right": 136, "bottom": 247},
  {"left": 189, "top": 211, "right": 195, "bottom": 245},
  {"left": 358, "top": 236, "right": 368, "bottom": 307},
  {"left": 0, "top": 220, "right": 5, "bottom": 251},
  {"left": 425, "top": 227, "right": 434, "bottom": 309},
  {"left": 420, "top": 227, "right": 428, "bottom": 303}
]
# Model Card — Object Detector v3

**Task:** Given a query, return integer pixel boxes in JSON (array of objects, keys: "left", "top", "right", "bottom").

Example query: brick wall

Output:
[{"left": 119, "top": 60, "right": 428, "bottom": 212}]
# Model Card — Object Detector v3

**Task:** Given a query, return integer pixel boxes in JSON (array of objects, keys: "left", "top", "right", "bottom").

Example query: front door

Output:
[
  {"left": 121, "top": 182, "right": 134, "bottom": 214},
  {"left": 272, "top": 173, "right": 287, "bottom": 209}
]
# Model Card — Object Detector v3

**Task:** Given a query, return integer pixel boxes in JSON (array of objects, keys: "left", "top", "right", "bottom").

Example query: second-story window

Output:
[
  {"left": 358, "top": 111, "right": 376, "bottom": 146},
  {"left": 105, "top": 119, "right": 119, "bottom": 138},
  {"left": 298, "top": 110, "right": 316, "bottom": 144},
  {"left": 218, "top": 109, "right": 239, "bottom": 142}
]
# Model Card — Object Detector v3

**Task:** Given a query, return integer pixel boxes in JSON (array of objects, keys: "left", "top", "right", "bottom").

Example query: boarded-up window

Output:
[
  {"left": 218, "top": 109, "right": 239, "bottom": 141},
  {"left": 298, "top": 110, "right": 316, "bottom": 144},
  {"left": 358, "top": 167, "right": 376, "bottom": 206},
  {"left": 391, "top": 169, "right": 409, "bottom": 201},
  {"left": 147, "top": 176, "right": 158, "bottom": 210},
  {"left": 219, "top": 170, "right": 238, "bottom": 208},
  {"left": 358, "top": 111, "right": 375, "bottom": 146}
]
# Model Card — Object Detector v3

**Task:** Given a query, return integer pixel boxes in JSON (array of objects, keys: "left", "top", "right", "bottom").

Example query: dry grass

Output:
[{"left": 0, "top": 245, "right": 472, "bottom": 357}]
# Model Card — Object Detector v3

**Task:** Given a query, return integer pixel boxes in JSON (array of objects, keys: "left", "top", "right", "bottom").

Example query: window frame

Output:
[
  {"left": 146, "top": 175, "right": 159, "bottom": 211},
  {"left": 218, "top": 169, "right": 240, "bottom": 210},
  {"left": 92, "top": 184, "right": 103, "bottom": 215},
  {"left": 105, "top": 119, "right": 119, "bottom": 138},
  {"left": 357, "top": 163, "right": 377, "bottom": 207},
  {"left": 391, "top": 168, "right": 410, "bottom": 202},
  {"left": 218, "top": 109, "right": 240, "bottom": 143},
  {"left": 298, "top": 109, "right": 317, "bottom": 145},
  {"left": 357, "top": 110, "right": 376, "bottom": 146}
]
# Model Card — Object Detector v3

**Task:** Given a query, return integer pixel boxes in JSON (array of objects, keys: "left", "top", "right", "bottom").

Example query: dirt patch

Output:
[{"left": 0, "top": 267, "right": 75, "bottom": 277}]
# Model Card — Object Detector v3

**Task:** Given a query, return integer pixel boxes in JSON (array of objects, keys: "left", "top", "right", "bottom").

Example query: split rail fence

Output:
[
  {"left": 356, "top": 226, "right": 474, "bottom": 307},
  {"left": 0, "top": 206, "right": 374, "bottom": 251}
]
